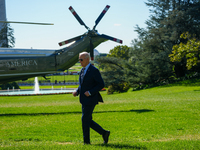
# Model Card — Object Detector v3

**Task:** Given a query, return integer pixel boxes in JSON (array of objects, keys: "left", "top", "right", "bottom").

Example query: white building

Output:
[{"left": 94, "top": 49, "right": 100, "bottom": 57}]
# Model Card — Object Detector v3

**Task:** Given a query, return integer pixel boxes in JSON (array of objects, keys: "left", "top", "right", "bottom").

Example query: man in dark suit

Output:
[{"left": 73, "top": 52, "right": 110, "bottom": 144}]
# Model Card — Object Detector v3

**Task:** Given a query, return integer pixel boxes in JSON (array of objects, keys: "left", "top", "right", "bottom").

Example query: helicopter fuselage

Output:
[
  {"left": 0, "top": 5, "right": 123, "bottom": 84},
  {"left": 0, "top": 34, "right": 107, "bottom": 83}
]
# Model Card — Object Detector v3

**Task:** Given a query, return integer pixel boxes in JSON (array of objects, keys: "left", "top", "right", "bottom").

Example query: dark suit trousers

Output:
[{"left": 82, "top": 104, "right": 105, "bottom": 143}]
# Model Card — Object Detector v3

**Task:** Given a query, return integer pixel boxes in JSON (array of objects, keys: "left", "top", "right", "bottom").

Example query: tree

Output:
[
  {"left": 94, "top": 53, "right": 107, "bottom": 67},
  {"left": 97, "top": 45, "right": 138, "bottom": 94},
  {"left": 97, "top": 57, "right": 138, "bottom": 94},
  {"left": 0, "top": 82, "right": 20, "bottom": 90},
  {"left": 107, "top": 45, "right": 131, "bottom": 60},
  {"left": 169, "top": 32, "right": 200, "bottom": 70},
  {"left": 0, "top": 23, "right": 15, "bottom": 47},
  {"left": 130, "top": 37, "right": 173, "bottom": 85},
  {"left": 131, "top": 0, "right": 200, "bottom": 83}
]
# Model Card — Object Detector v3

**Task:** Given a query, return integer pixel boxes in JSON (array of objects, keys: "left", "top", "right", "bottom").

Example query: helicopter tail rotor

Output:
[{"left": 59, "top": 5, "right": 123, "bottom": 62}]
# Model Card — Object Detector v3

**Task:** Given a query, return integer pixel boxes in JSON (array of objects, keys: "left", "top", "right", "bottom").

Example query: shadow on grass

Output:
[
  {"left": 0, "top": 109, "right": 154, "bottom": 117},
  {"left": 96, "top": 143, "right": 147, "bottom": 150}
]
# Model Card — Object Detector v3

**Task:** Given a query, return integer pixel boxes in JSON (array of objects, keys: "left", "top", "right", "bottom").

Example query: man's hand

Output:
[
  {"left": 72, "top": 91, "right": 77, "bottom": 97},
  {"left": 84, "top": 91, "right": 90, "bottom": 97}
]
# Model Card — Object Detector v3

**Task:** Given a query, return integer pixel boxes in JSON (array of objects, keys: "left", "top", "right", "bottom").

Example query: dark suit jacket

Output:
[{"left": 76, "top": 64, "right": 104, "bottom": 105}]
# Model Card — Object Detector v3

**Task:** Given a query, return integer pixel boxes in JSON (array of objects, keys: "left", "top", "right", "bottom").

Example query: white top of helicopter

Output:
[{"left": 0, "top": 47, "right": 56, "bottom": 57}]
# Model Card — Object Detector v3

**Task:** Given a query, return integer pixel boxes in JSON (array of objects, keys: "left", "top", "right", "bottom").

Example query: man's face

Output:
[{"left": 79, "top": 54, "right": 89, "bottom": 67}]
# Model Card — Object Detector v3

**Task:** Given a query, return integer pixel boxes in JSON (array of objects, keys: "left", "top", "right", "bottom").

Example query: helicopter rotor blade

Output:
[
  {"left": 69, "top": 6, "right": 89, "bottom": 30},
  {"left": 0, "top": 21, "right": 54, "bottom": 25},
  {"left": 99, "top": 34, "right": 123, "bottom": 44},
  {"left": 58, "top": 35, "right": 82, "bottom": 46},
  {"left": 93, "top": 5, "right": 110, "bottom": 30}
]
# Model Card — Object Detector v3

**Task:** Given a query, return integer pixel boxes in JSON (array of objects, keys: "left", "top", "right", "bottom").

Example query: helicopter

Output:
[{"left": 0, "top": 5, "right": 122, "bottom": 84}]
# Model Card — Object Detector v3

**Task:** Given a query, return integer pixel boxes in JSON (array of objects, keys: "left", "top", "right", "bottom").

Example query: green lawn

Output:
[{"left": 0, "top": 85, "right": 200, "bottom": 149}]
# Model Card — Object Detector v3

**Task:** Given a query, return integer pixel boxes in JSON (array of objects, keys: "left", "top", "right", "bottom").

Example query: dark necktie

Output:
[{"left": 81, "top": 68, "right": 85, "bottom": 83}]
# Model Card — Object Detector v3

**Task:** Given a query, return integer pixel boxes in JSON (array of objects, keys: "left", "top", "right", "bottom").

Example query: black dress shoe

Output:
[{"left": 103, "top": 131, "right": 110, "bottom": 144}]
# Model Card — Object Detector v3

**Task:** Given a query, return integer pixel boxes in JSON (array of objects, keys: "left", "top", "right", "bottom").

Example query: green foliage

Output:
[
  {"left": 97, "top": 57, "right": 138, "bottom": 94},
  {"left": 0, "top": 23, "right": 15, "bottom": 48},
  {"left": 107, "top": 83, "right": 130, "bottom": 94},
  {"left": 131, "top": 0, "right": 200, "bottom": 81},
  {"left": 170, "top": 32, "right": 200, "bottom": 70},
  {"left": 107, "top": 45, "right": 131, "bottom": 60},
  {"left": 0, "top": 82, "right": 20, "bottom": 90},
  {"left": 94, "top": 53, "right": 107, "bottom": 64},
  {"left": 97, "top": 45, "right": 137, "bottom": 94},
  {"left": 131, "top": 38, "right": 173, "bottom": 84}
]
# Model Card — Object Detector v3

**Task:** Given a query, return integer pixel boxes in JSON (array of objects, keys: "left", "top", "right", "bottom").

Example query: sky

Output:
[{"left": 5, "top": 0, "right": 150, "bottom": 54}]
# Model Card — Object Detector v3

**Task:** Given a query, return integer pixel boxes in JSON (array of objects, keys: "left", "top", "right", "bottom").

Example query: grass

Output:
[{"left": 0, "top": 84, "right": 200, "bottom": 149}]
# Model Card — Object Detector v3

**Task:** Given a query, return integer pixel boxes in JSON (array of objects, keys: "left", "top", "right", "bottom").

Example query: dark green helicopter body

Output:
[{"left": 0, "top": 5, "right": 122, "bottom": 83}]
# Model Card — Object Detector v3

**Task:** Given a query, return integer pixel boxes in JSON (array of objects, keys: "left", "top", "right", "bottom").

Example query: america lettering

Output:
[{"left": 5, "top": 60, "right": 38, "bottom": 67}]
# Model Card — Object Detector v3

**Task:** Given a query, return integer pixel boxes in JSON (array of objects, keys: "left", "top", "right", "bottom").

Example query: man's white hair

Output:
[{"left": 79, "top": 52, "right": 90, "bottom": 59}]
